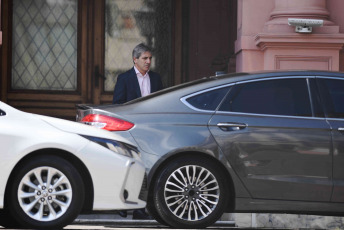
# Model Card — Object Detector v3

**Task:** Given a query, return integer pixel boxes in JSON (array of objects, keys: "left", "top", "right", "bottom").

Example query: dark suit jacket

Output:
[{"left": 112, "top": 67, "right": 163, "bottom": 104}]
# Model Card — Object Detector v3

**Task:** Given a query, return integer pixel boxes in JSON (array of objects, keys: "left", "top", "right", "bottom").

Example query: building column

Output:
[
  {"left": 264, "top": 0, "right": 337, "bottom": 33},
  {"left": 236, "top": 0, "right": 344, "bottom": 72}
]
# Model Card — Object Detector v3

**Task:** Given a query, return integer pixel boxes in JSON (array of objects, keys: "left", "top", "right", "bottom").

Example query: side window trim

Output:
[
  {"left": 218, "top": 76, "right": 315, "bottom": 118},
  {"left": 306, "top": 78, "right": 316, "bottom": 117},
  {"left": 235, "top": 76, "right": 313, "bottom": 86},
  {"left": 315, "top": 76, "right": 344, "bottom": 81},
  {"left": 216, "top": 109, "right": 326, "bottom": 120},
  {"left": 181, "top": 76, "right": 325, "bottom": 118},
  {"left": 182, "top": 76, "right": 313, "bottom": 113}
]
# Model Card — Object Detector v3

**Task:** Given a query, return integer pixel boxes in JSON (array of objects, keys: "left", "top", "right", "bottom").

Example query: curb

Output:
[{"left": 73, "top": 219, "right": 236, "bottom": 228}]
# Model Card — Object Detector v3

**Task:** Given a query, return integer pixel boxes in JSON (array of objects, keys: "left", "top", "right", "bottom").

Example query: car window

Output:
[
  {"left": 185, "top": 87, "right": 230, "bottom": 111},
  {"left": 0, "top": 109, "right": 5, "bottom": 116},
  {"left": 219, "top": 78, "right": 312, "bottom": 117},
  {"left": 317, "top": 78, "right": 344, "bottom": 118}
]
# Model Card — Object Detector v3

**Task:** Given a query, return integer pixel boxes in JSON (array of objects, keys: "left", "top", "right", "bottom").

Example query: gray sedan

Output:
[{"left": 76, "top": 70, "right": 344, "bottom": 229}]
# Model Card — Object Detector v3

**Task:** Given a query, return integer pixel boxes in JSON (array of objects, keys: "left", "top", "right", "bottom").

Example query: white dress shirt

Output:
[{"left": 134, "top": 66, "right": 151, "bottom": 97}]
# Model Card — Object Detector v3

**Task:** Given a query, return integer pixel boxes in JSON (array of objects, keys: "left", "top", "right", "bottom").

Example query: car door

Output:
[
  {"left": 208, "top": 77, "right": 333, "bottom": 201},
  {"left": 316, "top": 77, "right": 344, "bottom": 202}
]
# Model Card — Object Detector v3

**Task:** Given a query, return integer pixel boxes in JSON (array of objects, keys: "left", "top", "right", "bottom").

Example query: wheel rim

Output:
[
  {"left": 17, "top": 166, "right": 73, "bottom": 222},
  {"left": 164, "top": 165, "right": 220, "bottom": 221}
]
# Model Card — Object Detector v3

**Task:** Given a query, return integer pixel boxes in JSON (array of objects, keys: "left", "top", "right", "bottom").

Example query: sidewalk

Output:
[{"left": 74, "top": 213, "right": 344, "bottom": 229}]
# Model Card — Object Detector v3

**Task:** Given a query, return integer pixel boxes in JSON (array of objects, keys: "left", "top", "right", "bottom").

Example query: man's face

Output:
[{"left": 134, "top": 51, "right": 152, "bottom": 75}]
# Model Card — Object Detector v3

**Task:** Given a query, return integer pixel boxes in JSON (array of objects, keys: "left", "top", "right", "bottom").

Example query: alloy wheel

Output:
[
  {"left": 17, "top": 166, "right": 72, "bottom": 222},
  {"left": 164, "top": 165, "right": 220, "bottom": 221}
]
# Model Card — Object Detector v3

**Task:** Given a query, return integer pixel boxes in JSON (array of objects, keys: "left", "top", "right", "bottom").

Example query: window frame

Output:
[
  {"left": 8, "top": 0, "right": 82, "bottom": 93},
  {"left": 220, "top": 76, "right": 314, "bottom": 118},
  {"left": 182, "top": 76, "right": 326, "bottom": 119},
  {"left": 1, "top": 0, "right": 97, "bottom": 120}
]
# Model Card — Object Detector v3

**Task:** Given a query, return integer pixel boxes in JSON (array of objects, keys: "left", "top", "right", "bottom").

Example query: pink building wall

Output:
[
  {"left": 2, "top": 1, "right": 343, "bottom": 71},
  {"left": 236, "top": 0, "right": 344, "bottom": 72},
  {"left": 328, "top": 0, "right": 344, "bottom": 71}
]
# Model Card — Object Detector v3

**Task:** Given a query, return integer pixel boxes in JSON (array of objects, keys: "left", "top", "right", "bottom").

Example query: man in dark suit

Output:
[
  {"left": 112, "top": 43, "right": 162, "bottom": 220},
  {"left": 113, "top": 43, "right": 163, "bottom": 104}
]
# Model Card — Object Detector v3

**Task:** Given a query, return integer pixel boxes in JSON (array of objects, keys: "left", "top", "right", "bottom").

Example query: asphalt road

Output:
[
  {"left": 1, "top": 215, "right": 339, "bottom": 229},
  {"left": 0, "top": 221, "right": 328, "bottom": 230},
  {"left": 65, "top": 224, "right": 289, "bottom": 230},
  {"left": 66, "top": 219, "right": 239, "bottom": 229},
  {"left": 0, "top": 220, "right": 272, "bottom": 229},
  {"left": 0, "top": 220, "right": 239, "bottom": 229},
  {"left": 66, "top": 219, "right": 319, "bottom": 230}
]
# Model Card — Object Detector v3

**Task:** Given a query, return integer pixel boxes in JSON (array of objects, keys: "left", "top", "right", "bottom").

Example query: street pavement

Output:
[
  {"left": 66, "top": 221, "right": 308, "bottom": 230},
  {"left": 68, "top": 217, "right": 238, "bottom": 229},
  {"left": 0, "top": 219, "right": 331, "bottom": 230},
  {"left": 65, "top": 216, "right": 310, "bottom": 230},
  {"left": 0, "top": 215, "right": 237, "bottom": 229},
  {"left": 1, "top": 213, "right": 340, "bottom": 229}
]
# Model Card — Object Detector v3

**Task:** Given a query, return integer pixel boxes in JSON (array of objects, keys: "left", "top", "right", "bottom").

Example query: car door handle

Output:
[
  {"left": 217, "top": 122, "right": 247, "bottom": 131},
  {"left": 338, "top": 127, "right": 344, "bottom": 132}
]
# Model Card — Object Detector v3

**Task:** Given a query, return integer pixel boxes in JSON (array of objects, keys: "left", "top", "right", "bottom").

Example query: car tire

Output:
[
  {"left": 7, "top": 155, "right": 85, "bottom": 229},
  {"left": 146, "top": 199, "right": 168, "bottom": 225},
  {"left": 153, "top": 156, "right": 229, "bottom": 228},
  {"left": 0, "top": 209, "right": 20, "bottom": 228}
]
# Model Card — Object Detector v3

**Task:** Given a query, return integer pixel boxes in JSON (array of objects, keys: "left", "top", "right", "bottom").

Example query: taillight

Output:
[{"left": 81, "top": 114, "right": 134, "bottom": 131}]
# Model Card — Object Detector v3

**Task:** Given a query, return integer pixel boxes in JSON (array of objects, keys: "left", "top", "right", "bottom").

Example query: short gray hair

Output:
[{"left": 132, "top": 43, "right": 152, "bottom": 59}]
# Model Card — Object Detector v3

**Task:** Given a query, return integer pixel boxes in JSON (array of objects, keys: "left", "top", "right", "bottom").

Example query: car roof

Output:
[
  {"left": 214, "top": 70, "right": 344, "bottom": 83},
  {"left": 83, "top": 70, "right": 344, "bottom": 113},
  {"left": 125, "top": 70, "right": 344, "bottom": 104}
]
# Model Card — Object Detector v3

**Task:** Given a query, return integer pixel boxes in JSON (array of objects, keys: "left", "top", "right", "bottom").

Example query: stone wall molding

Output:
[
  {"left": 255, "top": 33, "right": 344, "bottom": 51},
  {"left": 275, "top": 55, "right": 332, "bottom": 70}
]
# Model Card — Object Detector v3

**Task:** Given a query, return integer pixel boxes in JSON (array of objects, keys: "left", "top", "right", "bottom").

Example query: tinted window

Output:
[
  {"left": 219, "top": 78, "right": 312, "bottom": 117},
  {"left": 318, "top": 78, "right": 344, "bottom": 118},
  {"left": 186, "top": 87, "right": 230, "bottom": 111},
  {"left": 0, "top": 110, "right": 6, "bottom": 116}
]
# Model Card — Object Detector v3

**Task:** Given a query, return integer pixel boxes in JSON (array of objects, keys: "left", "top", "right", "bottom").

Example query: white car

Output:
[{"left": 0, "top": 102, "right": 146, "bottom": 229}]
